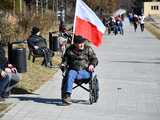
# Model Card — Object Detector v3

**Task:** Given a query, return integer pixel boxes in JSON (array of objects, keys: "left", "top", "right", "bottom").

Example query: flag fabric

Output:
[{"left": 73, "top": 0, "right": 106, "bottom": 47}]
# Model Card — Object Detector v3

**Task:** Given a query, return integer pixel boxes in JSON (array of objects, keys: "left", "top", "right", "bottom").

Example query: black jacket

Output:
[
  {"left": 0, "top": 46, "right": 8, "bottom": 74},
  {"left": 27, "top": 35, "right": 47, "bottom": 49}
]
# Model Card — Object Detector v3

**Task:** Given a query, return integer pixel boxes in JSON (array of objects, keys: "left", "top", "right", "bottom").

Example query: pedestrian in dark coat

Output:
[
  {"left": 27, "top": 27, "right": 54, "bottom": 67},
  {"left": 0, "top": 46, "right": 20, "bottom": 101}
]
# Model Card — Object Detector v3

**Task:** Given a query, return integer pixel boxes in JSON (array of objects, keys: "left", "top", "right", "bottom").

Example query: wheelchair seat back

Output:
[{"left": 74, "top": 78, "right": 90, "bottom": 85}]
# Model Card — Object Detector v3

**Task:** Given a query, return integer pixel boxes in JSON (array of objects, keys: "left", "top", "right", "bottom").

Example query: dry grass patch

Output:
[
  {"left": 0, "top": 52, "right": 61, "bottom": 115},
  {"left": 13, "top": 54, "right": 61, "bottom": 93},
  {"left": 0, "top": 103, "right": 11, "bottom": 117},
  {"left": 0, "top": 103, "right": 9, "bottom": 112},
  {"left": 145, "top": 22, "right": 160, "bottom": 40}
]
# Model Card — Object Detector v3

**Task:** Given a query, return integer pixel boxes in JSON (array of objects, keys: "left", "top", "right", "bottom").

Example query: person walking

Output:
[
  {"left": 133, "top": 14, "right": 139, "bottom": 32},
  {"left": 139, "top": 14, "right": 145, "bottom": 32}
]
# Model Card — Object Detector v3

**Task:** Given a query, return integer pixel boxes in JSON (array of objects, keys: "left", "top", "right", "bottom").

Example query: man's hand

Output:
[
  {"left": 88, "top": 65, "right": 94, "bottom": 72},
  {"left": 60, "top": 64, "right": 66, "bottom": 72},
  {"left": 6, "top": 64, "right": 17, "bottom": 73},
  {"left": 1, "top": 70, "right": 7, "bottom": 78},
  {"left": 34, "top": 46, "right": 39, "bottom": 49},
  {"left": 5, "top": 67, "right": 17, "bottom": 73},
  {"left": 8, "top": 64, "right": 13, "bottom": 68},
  {"left": 11, "top": 67, "right": 17, "bottom": 73},
  {"left": 5, "top": 68, "right": 12, "bottom": 73}
]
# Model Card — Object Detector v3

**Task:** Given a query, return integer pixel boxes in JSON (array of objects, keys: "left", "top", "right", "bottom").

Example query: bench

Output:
[{"left": 28, "top": 46, "right": 45, "bottom": 65}]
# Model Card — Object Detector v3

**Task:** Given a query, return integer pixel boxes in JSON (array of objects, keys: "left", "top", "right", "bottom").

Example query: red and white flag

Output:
[{"left": 73, "top": 0, "right": 106, "bottom": 47}]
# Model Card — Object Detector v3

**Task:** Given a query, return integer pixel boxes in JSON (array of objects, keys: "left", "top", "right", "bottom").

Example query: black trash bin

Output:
[
  {"left": 11, "top": 48, "right": 27, "bottom": 73},
  {"left": 49, "top": 32, "right": 59, "bottom": 51},
  {"left": 8, "top": 41, "right": 27, "bottom": 73}
]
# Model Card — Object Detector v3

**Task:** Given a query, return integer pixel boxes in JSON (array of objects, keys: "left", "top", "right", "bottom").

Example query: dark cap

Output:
[
  {"left": 74, "top": 35, "right": 86, "bottom": 44},
  {"left": 31, "top": 27, "right": 40, "bottom": 35}
]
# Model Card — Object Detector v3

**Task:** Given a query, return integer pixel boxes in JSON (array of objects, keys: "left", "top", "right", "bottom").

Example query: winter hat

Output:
[
  {"left": 74, "top": 35, "right": 86, "bottom": 44},
  {"left": 31, "top": 27, "right": 40, "bottom": 35}
]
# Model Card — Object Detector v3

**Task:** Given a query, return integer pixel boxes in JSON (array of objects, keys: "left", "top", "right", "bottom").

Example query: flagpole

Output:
[
  {"left": 73, "top": 0, "right": 106, "bottom": 47},
  {"left": 72, "top": 0, "right": 78, "bottom": 44}
]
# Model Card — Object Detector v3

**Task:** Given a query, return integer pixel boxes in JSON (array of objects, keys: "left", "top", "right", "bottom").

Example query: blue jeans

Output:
[
  {"left": 0, "top": 75, "right": 10, "bottom": 96},
  {"left": 64, "top": 69, "right": 91, "bottom": 93},
  {"left": 0, "top": 72, "right": 20, "bottom": 97}
]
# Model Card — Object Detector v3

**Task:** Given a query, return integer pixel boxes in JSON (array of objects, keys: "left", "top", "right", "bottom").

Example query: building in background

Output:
[{"left": 144, "top": 2, "right": 160, "bottom": 16}]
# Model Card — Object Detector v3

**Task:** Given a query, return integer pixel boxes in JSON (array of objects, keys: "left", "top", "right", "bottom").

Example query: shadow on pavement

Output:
[
  {"left": 71, "top": 99, "right": 89, "bottom": 105},
  {"left": 11, "top": 96, "right": 62, "bottom": 105},
  {"left": 10, "top": 96, "right": 90, "bottom": 106}
]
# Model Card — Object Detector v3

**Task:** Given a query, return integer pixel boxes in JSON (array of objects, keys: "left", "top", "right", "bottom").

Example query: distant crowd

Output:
[
  {"left": 102, "top": 14, "right": 124, "bottom": 36},
  {"left": 100, "top": 12, "right": 145, "bottom": 36}
]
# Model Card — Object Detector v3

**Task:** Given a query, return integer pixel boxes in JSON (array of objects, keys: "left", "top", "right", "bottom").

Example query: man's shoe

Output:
[
  {"left": 62, "top": 93, "right": 72, "bottom": 105},
  {"left": 62, "top": 97, "right": 72, "bottom": 105},
  {"left": 2, "top": 91, "right": 10, "bottom": 98}
]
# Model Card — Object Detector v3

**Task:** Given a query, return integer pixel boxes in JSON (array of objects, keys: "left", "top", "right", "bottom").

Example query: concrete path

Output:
[{"left": 1, "top": 19, "right": 160, "bottom": 120}]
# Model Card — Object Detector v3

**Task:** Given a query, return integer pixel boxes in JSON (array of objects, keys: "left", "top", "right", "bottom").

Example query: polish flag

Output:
[{"left": 73, "top": 0, "right": 106, "bottom": 47}]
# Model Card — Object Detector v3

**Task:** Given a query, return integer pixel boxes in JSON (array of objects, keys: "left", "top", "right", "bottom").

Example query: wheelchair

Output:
[{"left": 61, "top": 70, "right": 99, "bottom": 104}]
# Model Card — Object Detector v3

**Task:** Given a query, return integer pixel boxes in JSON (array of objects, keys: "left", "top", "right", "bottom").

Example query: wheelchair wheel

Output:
[
  {"left": 89, "top": 75, "right": 99, "bottom": 104},
  {"left": 93, "top": 76, "right": 99, "bottom": 103},
  {"left": 89, "top": 80, "right": 94, "bottom": 104}
]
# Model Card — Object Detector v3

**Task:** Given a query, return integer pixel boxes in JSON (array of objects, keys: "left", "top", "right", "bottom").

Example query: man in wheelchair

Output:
[{"left": 60, "top": 35, "right": 98, "bottom": 105}]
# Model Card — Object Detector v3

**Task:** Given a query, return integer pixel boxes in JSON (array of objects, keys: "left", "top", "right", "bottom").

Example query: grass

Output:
[
  {"left": 145, "top": 21, "right": 160, "bottom": 40},
  {"left": 0, "top": 53, "right": 61, "bottom": 114},
  {"left": 15, "top": 53, "right": 61, "bottom": 93},
  {"left": 0, "top": 103, "right": 9, "bottom": 112},
  {"left": 0, "top": 103, "right": 11, "bottom": 118}
]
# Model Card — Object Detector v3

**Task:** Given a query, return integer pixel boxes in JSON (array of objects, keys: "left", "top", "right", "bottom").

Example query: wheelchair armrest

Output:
[{"left": 90, "top": 72, "right": 97, "bottom": 80}]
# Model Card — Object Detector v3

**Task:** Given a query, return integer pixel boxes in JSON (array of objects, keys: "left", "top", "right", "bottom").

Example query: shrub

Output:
[{"left": 0, "top": 10, "right": 57, "bottom": 45}]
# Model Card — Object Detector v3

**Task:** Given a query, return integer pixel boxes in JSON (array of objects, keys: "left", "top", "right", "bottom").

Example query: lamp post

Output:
[
  {"left": 56, "top": 0, "right": 65, "bottom": 24},
  {"left": 60, "top": 0, "right": 65, "bottom": 24}
]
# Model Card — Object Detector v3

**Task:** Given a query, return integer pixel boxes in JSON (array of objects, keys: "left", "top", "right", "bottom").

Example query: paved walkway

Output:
[{"left": 1, "top": 19, "right": 160, "bottom": 120}]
